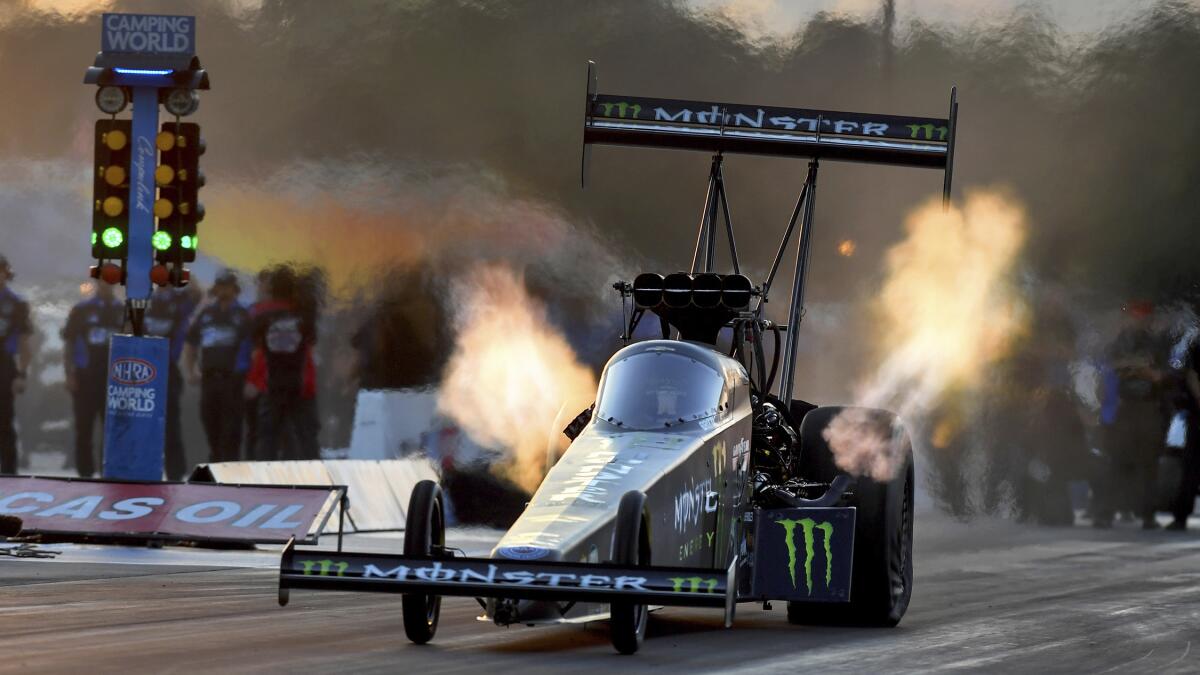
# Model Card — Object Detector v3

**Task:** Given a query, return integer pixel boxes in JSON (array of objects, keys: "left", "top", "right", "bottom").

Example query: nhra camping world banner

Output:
[
  {"left": 103, "top": 335, "right": 168, "bottom": 481},
  {"left": 0, "top": 476, "right": 341, "bottom": 544}
]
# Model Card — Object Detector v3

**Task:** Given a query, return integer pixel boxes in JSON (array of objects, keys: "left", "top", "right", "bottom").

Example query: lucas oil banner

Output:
[
  {"left": 103, "top": 335, "right": 168, "bottom": 481},
  {"left": 0, "top": 476, "right": 341, "bottom": 544}
]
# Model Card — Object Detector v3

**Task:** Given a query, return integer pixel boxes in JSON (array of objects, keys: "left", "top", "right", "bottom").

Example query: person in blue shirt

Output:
[
  {"left": 143, "top": 285, "right": 196, "bottom": 480},
  {"left": 182, "top": 270, "right": 252, "bottom": 464},
  {"left": 61, "top": 278, "right": 125, "bottom": 477},
  {"left": 0, "top": 256, "right": 33, "bottom": 475}
]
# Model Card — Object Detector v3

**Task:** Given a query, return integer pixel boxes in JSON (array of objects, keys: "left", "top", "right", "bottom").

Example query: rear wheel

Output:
[
  {"left": 402, "top": 480, "right": 445, "bottom": 644},
  {"left": 610, "top": 490, "right": 649, "bottom": 655},
  {"left": 787, "top": 406, "right": 915, "bottom": 627}
]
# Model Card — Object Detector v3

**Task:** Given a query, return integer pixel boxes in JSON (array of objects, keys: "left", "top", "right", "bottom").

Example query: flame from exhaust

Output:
[
  {"left": 824, "top": 190, "right": 1030, "bottom": 481},
  {"left": 437, "top": 265, "right": 597, "bottom": 493}
]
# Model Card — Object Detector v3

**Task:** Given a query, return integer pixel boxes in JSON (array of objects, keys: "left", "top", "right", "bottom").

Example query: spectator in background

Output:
[
  {"left": 1169, "top": 324, "right": 1200, "bottom": 530},
  {"left": 0, "top": 255, "right": 32, "bottom": 475},
  {"left": 143, "top": 285, "right": 195, "bottom": 480},
  {"left": 183, "top": 270, "right": 251, "bottom": 464},
  {"left": 61, "top": 278, "right": 124, "bottom": 477},
  {"left": 243, "top": 269, "right": 272, "bottom": 458},
  {"left": 247, "top": 265, "right": 321, "bottom": 461},
  {"left": 1092, "top": 301, "right": 1169, "bottom": 529}
]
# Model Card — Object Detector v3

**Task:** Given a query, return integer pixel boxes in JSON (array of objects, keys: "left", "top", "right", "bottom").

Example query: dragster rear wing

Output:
[
  {"left": 278, "top": 539, "right": 739, "bottom": 626},
  {"left": 581, "top": 61, "right": 958, "bottom": 203}
]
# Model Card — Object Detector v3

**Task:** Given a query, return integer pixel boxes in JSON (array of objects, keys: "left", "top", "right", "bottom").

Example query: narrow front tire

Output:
[{"left": 402, "top": 480, "right": 445, "bottom": 644}]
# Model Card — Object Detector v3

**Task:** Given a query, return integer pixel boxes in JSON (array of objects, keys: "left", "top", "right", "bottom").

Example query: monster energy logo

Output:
[
  {"left": 906, "top": 123, "right": 948, "bottom": 141},
  {"left": 299, "top": 559, "right": 350, "bottom": 577},
  {"left": 598, "top": 101, "right": 642, "bottom": 119},
  {"left": 668, "top": 576, "right": 719, "bottom": 593},
  {"left": 776, "top": 518, "right": 834, "bottom": 595}
]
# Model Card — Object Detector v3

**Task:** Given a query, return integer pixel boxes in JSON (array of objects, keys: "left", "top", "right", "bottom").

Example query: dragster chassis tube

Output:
[{"left": 279, "top": 539, "right": 739, "bottom": 623}]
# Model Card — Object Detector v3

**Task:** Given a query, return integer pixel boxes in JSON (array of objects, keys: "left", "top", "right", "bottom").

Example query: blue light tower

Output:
[{"left": 83, "top": 13, "right": 210, "bottom": 480}]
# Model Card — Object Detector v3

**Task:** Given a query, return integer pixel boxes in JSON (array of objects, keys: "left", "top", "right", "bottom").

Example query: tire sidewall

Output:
[
  {"left": 402, "top": 480, "right": 444, "bottom": 644},
  {"left": 610, "top": 490, "right": 648, "bottom": 654}
]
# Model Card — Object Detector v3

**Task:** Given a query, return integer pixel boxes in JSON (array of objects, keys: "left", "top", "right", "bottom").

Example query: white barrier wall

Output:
[
  {"left": 191, "top": 458, "right": 439, "bottom": 532},
  {"left": 347, "top": 389, "right": 439, "bottom": 460}
]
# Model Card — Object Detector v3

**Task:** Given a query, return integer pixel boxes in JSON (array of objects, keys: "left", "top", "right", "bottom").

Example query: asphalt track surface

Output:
[{"left": 1, "top": 515, "right": 1199, "bottom": 674}]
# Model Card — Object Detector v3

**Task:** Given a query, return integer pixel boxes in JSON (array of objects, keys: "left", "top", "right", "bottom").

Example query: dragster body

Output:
[
  {"left": 486, "top": 339, "right": 753, "bottom": 624},
  {"left": 278, "top": 62, "right": 954, "bottom": 653}
]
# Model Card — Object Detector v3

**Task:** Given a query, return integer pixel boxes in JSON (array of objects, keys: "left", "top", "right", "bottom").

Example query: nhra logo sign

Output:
[{"left": 111, "top": 357, "right": 157, "bottom": 386}]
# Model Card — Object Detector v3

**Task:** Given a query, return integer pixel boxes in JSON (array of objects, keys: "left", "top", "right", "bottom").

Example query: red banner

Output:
[{"left": 0, "top": 477, "right": 340, "bottom": 543}]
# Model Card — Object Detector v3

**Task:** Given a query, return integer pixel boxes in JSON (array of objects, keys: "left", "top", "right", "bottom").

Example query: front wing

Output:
[{"left": 279, "top": 540, "right": 738, "bottom": 625}]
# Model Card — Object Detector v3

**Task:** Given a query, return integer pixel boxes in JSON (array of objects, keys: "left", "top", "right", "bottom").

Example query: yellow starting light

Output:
[
  {"left": 154, "top": 198, "right": 174, "bottom": 219},
  {"left": 179, "top": 202, "right": 191, "bottom": 216},
  {"left": 103, "top": 129, "right": 127, "bottom": 151},
  {"left": 102, "top": 196, "right": 123, "bottom": 217},
  {"left": 156, "top": 131, "right": 177, "bottom": 152},
  {"left": 155, "top": 165, "right": 175, "bottom": 186},
  {"left": 103, "top": 165, "right": 126, "bottom": 187}
]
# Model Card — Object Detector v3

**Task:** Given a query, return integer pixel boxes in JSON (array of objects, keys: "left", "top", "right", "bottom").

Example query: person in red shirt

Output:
[{"left": 246, "top": 266, "right": 320, "bottom": 461}]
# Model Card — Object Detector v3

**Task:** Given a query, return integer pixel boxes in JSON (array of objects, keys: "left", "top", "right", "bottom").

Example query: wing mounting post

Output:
[
  {"left": 942, "top": 86, "right": 959, "bottom": 210},
  {"left": 580, "top": 60, "right": 598, "bottom": 189}
]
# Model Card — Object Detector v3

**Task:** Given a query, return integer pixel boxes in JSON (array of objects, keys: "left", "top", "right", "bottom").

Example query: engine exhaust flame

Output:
[
  {"left": 437, "top": 265, "right": 597, "bottom": 493},
  {"left": 824, "top": 190, "right": 1030, "bottom": 481}
]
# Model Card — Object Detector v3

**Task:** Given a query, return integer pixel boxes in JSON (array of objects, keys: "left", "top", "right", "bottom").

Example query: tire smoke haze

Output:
[
  {"left": 824, "top": 191, "right": 1029, "bottom": 481},
  {"left": 4, "top": 1, "right": 1200, "bottom": 512},
  {"left": 200, "top": 162, "right": 617, "bottom": 296},
  {"left": 437, "top": 265, "right": 598, "bottom": 493}
]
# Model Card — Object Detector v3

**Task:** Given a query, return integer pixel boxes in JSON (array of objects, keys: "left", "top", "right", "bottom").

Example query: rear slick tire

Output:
[
  {"left": 402, "top": 480, "right": 445, "bottom": 644},
  {"left": 610, "top": 490, "right": 649, "bottom": 655},
  {"left": 788, "top": 406, "right": 915, "bottom": 627}
]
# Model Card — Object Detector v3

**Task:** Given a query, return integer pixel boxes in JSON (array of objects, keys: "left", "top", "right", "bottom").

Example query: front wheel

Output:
[
  {"left": 610, "top": 490, "right": 649, "bottom": 655},
  {"left": 402, "top": 480, "right": 445, "bottom": 644}
]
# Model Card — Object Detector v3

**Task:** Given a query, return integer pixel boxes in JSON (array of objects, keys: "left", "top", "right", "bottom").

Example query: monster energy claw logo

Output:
[
  {"left": 668, "top": 576, "right": 719, "bottom": 593},
  {"left": 906, "top": 123, "right": 948, "bottom": 141},
  {"left": 776, "top": 519, "right": 833, "bottom": 595},
  {"left": 598, "top": 101, "right": 641, "bottom": 119},
  {"left": 299, "top": 559, "right": 350, "bottom": 576}
]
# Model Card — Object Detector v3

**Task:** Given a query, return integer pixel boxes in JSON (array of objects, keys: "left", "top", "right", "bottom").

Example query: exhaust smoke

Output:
[
  {"left": 824, "top": 190, "right": 1029, "bottom": 481},
  {"left": 437, "top": 265, "right": 598, "bottom": 493}
]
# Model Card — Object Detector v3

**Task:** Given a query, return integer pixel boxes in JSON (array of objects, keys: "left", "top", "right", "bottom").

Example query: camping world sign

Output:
[{"left": 102, "top": 13, "right": 195, "bottom": 55}]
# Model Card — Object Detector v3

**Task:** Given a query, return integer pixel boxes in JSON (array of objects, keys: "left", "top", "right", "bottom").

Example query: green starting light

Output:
[
  {"left": 181, "top": 235, "right": 194, "bottom": 250},
  {"left": 91, "top": 232, "right": 97, "bottom": 245},
  {"left": 101, "top": 227, "right": 124, "bottom": 249},
  {"left": 152, "top": 230, "right": 172, "bottom": 251}
]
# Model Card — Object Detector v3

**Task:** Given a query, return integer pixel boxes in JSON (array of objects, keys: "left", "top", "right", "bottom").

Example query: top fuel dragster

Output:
[{"left": 278, "top": 62, "right": 958, "bottom": 654}]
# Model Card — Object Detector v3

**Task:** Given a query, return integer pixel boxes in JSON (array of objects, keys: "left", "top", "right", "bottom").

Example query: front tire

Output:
[
  {"left": 402, "top": 480, "right": 445, "bottom": 644},
  {"left": 610, "top": 490, "right": 649, "bottom": 655},
  {"left": 788, "top": 406, "right": 915, "bottom": 627}
]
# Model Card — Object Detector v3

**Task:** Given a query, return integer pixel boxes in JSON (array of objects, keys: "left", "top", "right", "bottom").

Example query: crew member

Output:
[
  {"left": 62, "top": 278, "right": 124, "bottom": 477},
  {"left": 183, "top": 271, "right": 251, "bottom": 464},
  {"left": 1170, "top": 332, "right": 1200, "bottom": 530},
  {"left": 0, "top": 256, "right": 32, "bottom": 475},
  {"left": 143, "top": 285, "right": 195, "bottom": 479},
  {"left": 1093, "top": 301, "right": 1168, "bottom": 529},
  {"left": 243, "top": 269, "right": 271, "bottom": 458},
  {"left": 248, "top": 266, "right": 319, "bottom": 461}
]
